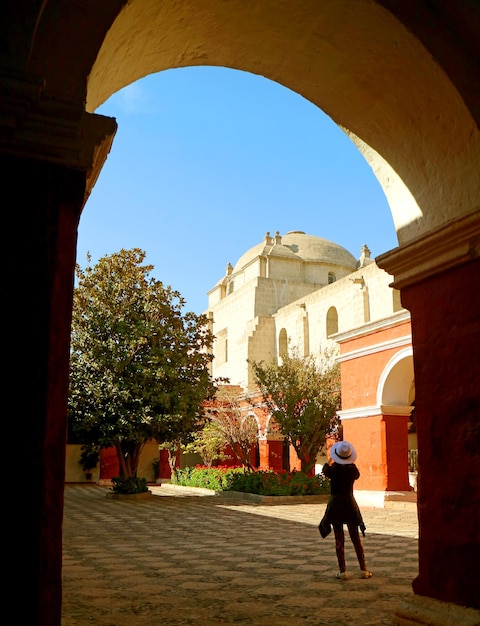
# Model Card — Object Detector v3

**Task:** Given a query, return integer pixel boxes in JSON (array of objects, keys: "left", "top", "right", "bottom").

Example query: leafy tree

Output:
[
  {"left": 181, "top": 421, "right": 231, "bottom": 468},
  {"left": 202, "top": 386, "right": 259, "bottom": 469},
  {"left": 158, "top": 440, "right": 183, "bottom": 480},
  {"left": 250, "top": 349, "right": 341, "bottom": 475},
  {"left": 68, "top": 248, "right": 217, "bottom": 486}
]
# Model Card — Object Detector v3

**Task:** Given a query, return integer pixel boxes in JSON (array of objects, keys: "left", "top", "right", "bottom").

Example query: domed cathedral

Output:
[
  {"left": 208, "top": 230, "right": 368, "bottom": 386},
  {"left": 206, "top": 230, "right": 401, "bottom": 380},
  {"left": 206, "top": 230, "right": 415, "bottom": 497},
  {"left": 4, "top": 2, "right": 479, "bottom": 622}
]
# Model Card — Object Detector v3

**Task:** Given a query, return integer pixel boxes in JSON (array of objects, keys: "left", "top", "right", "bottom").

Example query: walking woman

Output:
[{"left": 319, "top": 440, "right": 373, "bottom": 580}]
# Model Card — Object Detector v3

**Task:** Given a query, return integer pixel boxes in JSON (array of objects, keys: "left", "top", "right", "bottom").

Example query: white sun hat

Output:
[{"left": 330, "top": 440, "right": 357, "bottom": 465}]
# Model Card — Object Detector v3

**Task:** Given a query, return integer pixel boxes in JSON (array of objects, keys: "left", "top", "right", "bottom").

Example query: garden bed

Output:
[
  {"left": 106, "top": 490, "right": 154, "bottom": 500},
  {"left": 219, "top": 490, "right": 330, "bottom": 505},
  {"left": 157, "top": 483, "right": 330, "bottom": 505}
]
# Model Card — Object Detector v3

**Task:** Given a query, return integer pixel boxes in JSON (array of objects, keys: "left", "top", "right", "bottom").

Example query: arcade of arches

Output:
[{"left": 3, "top": 2, "right": 479, "bottom": 624}]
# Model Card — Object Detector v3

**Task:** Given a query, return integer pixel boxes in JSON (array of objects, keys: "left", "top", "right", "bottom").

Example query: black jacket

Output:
[{"left": 318, "top": 462, "right": 366, "bottom": 538}]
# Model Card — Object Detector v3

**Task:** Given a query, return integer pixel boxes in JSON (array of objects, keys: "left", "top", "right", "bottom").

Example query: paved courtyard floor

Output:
[{"left": 62, "top": 484, "right": 419, "bottom": 625}]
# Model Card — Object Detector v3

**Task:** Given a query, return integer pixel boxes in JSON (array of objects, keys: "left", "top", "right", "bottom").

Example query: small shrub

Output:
[
  {"left": 227, "top": 468, "right": 330, "bottom": 495},
  {"left": 79, "top": 445, "right": 100, "bottom": 472},
  {"left": 171, "top": 466, "right": 330, "bottom": 496},
  {"left": 173, "top": 466, "right": 245, "bottom": 491},
  {"left": 111, "top": 475, "right": 149, "bottom": 494}
]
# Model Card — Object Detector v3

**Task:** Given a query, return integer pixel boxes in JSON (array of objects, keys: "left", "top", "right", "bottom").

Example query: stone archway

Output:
[
  {"left": 3, "top": 2, "right": 479, "bottom": 623},
  {"left": 85, "top": 2, "right": 479, "bottom": 251}
]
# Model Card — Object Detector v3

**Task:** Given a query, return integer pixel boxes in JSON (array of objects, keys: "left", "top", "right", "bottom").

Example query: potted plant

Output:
[{"left": 79, "top": 445, "right": 100, "bottom": 481}]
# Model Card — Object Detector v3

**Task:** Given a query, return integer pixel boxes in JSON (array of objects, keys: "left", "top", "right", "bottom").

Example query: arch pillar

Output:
[
  {"left": 260, "top": 438, "right": 285, "bottom": 472},
  {"left": 2, "top": 69, "right": 117, "bottom": 625},
  {"left": 258, "top": 438, "right": 269, "bottom": 468},
  {"left": 341, "top": 410, "right": 411, "bottom": 492},
  {"left": 382, "top": 411, "right": 411, "bottom": 491},
  {"left": 377, "top": 212, "right": 480, "bottom": 609}
]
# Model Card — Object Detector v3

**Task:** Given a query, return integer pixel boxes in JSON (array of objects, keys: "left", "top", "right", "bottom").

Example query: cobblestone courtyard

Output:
[{"left": 62, "top": 485, "right": 419, "bottom": 625}]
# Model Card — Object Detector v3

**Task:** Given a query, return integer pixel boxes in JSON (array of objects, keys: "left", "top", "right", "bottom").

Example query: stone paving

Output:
[{"left": 62, "top": 484, "right": 419, "bottom": 625}]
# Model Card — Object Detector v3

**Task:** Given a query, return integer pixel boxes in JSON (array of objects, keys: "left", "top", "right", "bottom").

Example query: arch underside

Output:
[
  {"left": 378, "top": 349, "right": 414, "bottom": 407},
  {"left": 78, "top": 0, "right": 479, "bottom": 251}
]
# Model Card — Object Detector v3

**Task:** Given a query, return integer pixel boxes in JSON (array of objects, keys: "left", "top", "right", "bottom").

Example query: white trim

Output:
[
  {"left": 337, "top": 335, "right": 411, "bottom": 363},
  {"left": 337, "top": 406, "right": 382, "bottom": 419},
  {"left": 338, "top": 404, "right": 413, "bottom": 420},
  {"left": 240, "top": 411, "right": 260, "bottom": 431},
  {"left": 376, "top": 347, "right": 414, "bottom": 405},
  {"left": 333, "top": 310, "right": 411, "bottom": 344},
  {"left": 263, "top": 434, "right": 285, "bottom": 442}
]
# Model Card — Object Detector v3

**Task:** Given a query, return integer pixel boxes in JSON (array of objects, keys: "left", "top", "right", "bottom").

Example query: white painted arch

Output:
[{"left": 377, "top": 347, "right": 414, "bottom": 408}]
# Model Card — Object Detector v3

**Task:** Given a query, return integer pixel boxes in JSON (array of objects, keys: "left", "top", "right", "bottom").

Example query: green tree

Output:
[
  {"left": 250, "top": 350, "right": 341, "bottom": 475},
  {"left": 181, "top": 420, "right": 231, "bottom": 468},
  {"left": 68, "top": 248, "right": 217, "bottom": 488},
  {"left": 202, "top": 386, "right": 259, "bottom": 469}
]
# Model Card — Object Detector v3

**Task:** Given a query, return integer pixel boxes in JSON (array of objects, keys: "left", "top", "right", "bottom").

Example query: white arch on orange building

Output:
[{"left": 377, "top": 347, "right": 415, "bottom": 414}]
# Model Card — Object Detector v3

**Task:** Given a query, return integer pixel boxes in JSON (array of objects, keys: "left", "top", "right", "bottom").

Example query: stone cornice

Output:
[
  {"left": 376, "top": 210, "right": 480, "bottom": 289},
  {"left": 338, "top": 405, "right": 413, "bottom": 419},
  {"left": 333, "top": 309, "right": 411, "bottom": 345},
  {"left": 0, "top": 68, "right": 116, "bottom": 196},
  {"left": 337, "top": 335, "right": 412, "bottom": 363}
]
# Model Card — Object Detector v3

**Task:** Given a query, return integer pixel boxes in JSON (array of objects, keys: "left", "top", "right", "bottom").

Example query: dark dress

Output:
[{"left": 318, "top": 462, "right": 366, "bottom": 538}]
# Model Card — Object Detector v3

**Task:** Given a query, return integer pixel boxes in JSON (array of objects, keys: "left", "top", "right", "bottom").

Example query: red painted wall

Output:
[{"left": 339, "top": 319, "right": 412, "bottom": 491}]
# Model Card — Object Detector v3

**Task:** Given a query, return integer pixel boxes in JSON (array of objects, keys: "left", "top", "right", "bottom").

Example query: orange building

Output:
[{"left": 336, "top": 312, "right": 414, "bottom": 503}]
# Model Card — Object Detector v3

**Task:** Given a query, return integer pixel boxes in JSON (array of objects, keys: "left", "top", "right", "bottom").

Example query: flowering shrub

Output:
[{"left": 172, "top": 466, "right": 330, "bottom": 496}]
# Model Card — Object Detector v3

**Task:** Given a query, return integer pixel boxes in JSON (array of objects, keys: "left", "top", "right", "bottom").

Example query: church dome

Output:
[{"left": 232, "top": 230, "right": 357, "bottom": 273}]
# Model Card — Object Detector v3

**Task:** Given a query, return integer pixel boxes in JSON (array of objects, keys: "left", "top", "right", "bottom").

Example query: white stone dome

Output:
[{"left": 232, "top": 230, "right": 357, "bottom": 273}]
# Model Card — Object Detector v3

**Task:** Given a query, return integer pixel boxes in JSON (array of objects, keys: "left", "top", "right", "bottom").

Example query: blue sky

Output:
[{"left": 78, "top": 66, "right": 398, "bottom": 314}]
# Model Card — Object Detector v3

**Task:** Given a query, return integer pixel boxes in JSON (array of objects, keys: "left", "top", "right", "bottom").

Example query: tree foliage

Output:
[
  {"left": 202, "top": 386, "right": 259, "bottom": 469},
  {"left": 181, "top": 421, "right": 231, "bottom": 468},
  {"left": 250, "top": 350, "right": 341, "bottom": 475},
  {"left": 68, "top": 248, "right": 217, "bottom": 481}
]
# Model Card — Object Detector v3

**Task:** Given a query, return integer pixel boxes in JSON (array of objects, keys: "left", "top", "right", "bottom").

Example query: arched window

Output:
[
  {"left": 215, "top": 329, "right": 228, "bottom": 365},
  {"left": 328, "top": 272, "right": 336, "bottom": 284},
  {"left": 326, "top": 306, "right": 338, "bottom": 336}
]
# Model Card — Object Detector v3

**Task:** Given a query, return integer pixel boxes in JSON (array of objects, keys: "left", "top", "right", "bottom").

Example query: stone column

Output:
[
  {"left": 343, "top": 412, "right": 410, "bottom": 492},
  {"left": 258, "top": 438, "right": 270, "bottom": 469},
  {"left": 382, "top": 412, "right": 410, "bottom": 491},
  {"left": 376, "top": 212, "right": 480, "bottom": 610},
  {"left": 2, "top": 69, "right": 116, "bottom": 625},
  {"left": 267, "top": 439, "right": 284, "bottom": 472}
]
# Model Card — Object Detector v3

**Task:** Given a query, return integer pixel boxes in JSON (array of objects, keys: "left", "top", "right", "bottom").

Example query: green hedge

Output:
[{"left": 172, "top": 466, "right": 330, "bottom": 496}]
